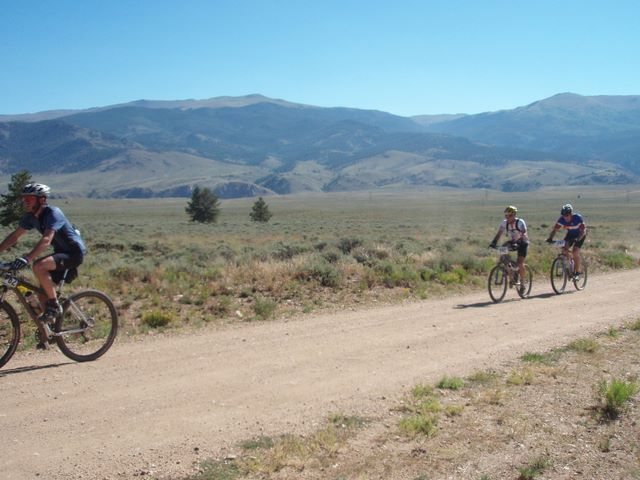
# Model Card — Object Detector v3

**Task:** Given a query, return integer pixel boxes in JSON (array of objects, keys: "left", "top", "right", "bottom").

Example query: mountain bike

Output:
[
  {"left": 488, "top": 246, "right": 532, "bottom": 303},
  {"left": 549, "top": 240, "right": 588, "bottom": 294},
  {"left": 0, "top": 262, "right": 118, "bottom": 369}
]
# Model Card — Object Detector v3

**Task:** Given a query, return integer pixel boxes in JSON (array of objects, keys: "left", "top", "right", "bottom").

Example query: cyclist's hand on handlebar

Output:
[
  {"left": 546, "top": 237, "right": 554, "bottom": 244},
  {"left": 489, "top": 242, "right": 497, "bottom": 249},
  {"left": 10, "top": 256, "right": 29, "bottom": 271}
]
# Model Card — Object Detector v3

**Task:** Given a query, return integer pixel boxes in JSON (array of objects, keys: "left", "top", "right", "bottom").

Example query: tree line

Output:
[{"left": 0, "top": 172, "right": 273, "bottom": 225}]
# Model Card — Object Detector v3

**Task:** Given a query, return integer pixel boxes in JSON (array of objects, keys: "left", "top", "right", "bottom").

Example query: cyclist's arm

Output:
[
  {"left": 490, "top": 222, "right": 506, "bottom": 246},
  {"left": 0, "top": 227, "right": 27, "bottom": 253},
  {"left": 24, "top": 229, "right": 55, "bottom": 263},
  {"left": 546, "top": 221, "right": 562, "bottom": 242},
  {"left": 577, "top": 221, "right": 587, "bottom": 241}
]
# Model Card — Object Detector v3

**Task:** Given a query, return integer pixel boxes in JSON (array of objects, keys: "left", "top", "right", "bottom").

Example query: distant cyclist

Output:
[
  {"left": 0, "top": 183, "right": 86, "bottom": 326},
  {"left": 546, "top": 203, "right": 587, "bottom": 280},
  {"left": 489, "top": 205, "right": 529, "bottom": 293}
]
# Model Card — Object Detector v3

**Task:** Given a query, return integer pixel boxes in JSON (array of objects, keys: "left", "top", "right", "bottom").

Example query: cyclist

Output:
[
  {"left": 546, "top": 203, "right": 587, "bottom": 280},
  {"left": 489, "top": 206, "right": 530, "bottom": 293},
  {"left": 0, "top": 183, "right": 86, "bottom": 326}
]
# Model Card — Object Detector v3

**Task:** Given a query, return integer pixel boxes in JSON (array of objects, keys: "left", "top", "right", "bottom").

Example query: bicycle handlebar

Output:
[{"left": 549, "top": 240, "right": 566, "bottom": 246}]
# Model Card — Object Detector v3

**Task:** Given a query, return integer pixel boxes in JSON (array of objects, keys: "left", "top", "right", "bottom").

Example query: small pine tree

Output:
[
  {"left": 250, "top": 196, "right": 273, "bottom": 222},
  {"left": 185, "top": 186, "right": 220, "bottom": 223},
  {"left": 0, "top": 170, "right": 32, "bottom": 227}
]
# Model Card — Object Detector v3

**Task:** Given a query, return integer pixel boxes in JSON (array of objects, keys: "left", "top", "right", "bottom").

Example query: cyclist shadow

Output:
[
  {"left": 0, "top": 362, "right": 73, "bottom": 378},
  {"left": 455, "top": 291, "right": 559, "bottom": 309}
]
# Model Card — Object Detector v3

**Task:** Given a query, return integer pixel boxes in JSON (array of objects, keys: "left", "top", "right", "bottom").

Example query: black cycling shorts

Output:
[
  {"left": 505, "top": 241, "right": 528, "bottom": 258},
  {"left": 35, "top": 251, "right": 84, "bottom": 284},
  {"left": 566, "top": 235, "right": 586, "bottom": 248}
]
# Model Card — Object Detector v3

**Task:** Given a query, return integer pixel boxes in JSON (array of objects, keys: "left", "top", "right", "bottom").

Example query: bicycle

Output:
[
  {"left": 549, "top": 240, "right": 588, "bottom": 294},
  {"left": 0, "top": 262, "right": 118, "bottom": 369},
  {"left": 487, "top": 246, "right": 533, "bottom": 303}
]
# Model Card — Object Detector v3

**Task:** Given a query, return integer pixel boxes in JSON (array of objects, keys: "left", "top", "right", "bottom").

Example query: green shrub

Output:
[
  {"left": 399, "top": 414, "right": 438, "bottom": 437},
  {"left": 298, "top": 262, "right": 343, "bottom": 288},
  {"left": 602, "top": 251, "right": 635, "bottom": 269},
  {"left": 187, "top": 459, "right": 240, "bottom": 480},
  {"left": 597, "top": 378, "right": 639, "bottom": 419},
  {"left": 376, "top": 262, "right": 420, "bottom": 288},
  {"left": 322, "top": 250, "right": 341, "bottom": 264},
  {"left": 272, "top": 243, "right": 307, "bottom": 260},
  {"left": 437, "top": 376, "right": 464, "bottom": 390},
  {"left": 518, "top": 457, "right": 552, "bottom": 479},
  {"left": 141, "top": 310, "right": 173, "bottom": 328},
  {"left": 567, "top": 338, "right": 599, "bottom": 353},
  {"left": 627, "top": 318, "right": 640, "bottom": 331},
  {"left": 411, "top": 384, "right": 435, "bottom": 399},
  {"left": 253, "top": 297, "right": 277, "bottom": 320},
  {"left": 337, "top": 237, "right": 363, "bottom": 254}
]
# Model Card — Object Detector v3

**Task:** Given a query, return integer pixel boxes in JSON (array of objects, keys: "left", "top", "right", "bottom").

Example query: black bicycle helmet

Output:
[
  {"left": 21, "top": 183, "right": 50, "bottom": 197},
  {"left": 560, "top": 203, "right": 573, "bottom": 215}
]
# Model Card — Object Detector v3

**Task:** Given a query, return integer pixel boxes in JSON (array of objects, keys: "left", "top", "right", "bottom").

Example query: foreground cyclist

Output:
[
  {"left": 489, "top": 205, "right": 530, "bottom": 294},
  {"left": 0, "top": 183, "right": 86, "bottom": 326},
  {"left": 546, "top": 203, "right": 587, "bottom": 280}
]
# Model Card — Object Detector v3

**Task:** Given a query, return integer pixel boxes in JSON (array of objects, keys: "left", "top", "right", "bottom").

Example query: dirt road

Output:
[{"left": 2, "top": 270, "right": 640, "bottom": 479}]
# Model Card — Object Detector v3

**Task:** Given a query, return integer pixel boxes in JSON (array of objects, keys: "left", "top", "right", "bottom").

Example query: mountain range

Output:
[{"left": 0, "top": 93, "right": 638, "bottom": 198}]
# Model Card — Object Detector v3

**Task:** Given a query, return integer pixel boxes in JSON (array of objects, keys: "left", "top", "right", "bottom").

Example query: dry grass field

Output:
[{"left": 4, "top": 185, "right": 636, "bottom": 348}]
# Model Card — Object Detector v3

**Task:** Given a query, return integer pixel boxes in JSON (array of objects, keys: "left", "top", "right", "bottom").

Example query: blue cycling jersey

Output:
[
  {"left": 555, "top": 213, "right": 585, "bottom": 239},
  {"left": 19, "top": 205, "right": 87, "bottom": 255}
]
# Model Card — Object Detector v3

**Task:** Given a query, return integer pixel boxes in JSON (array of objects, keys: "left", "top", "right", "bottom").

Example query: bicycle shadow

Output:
[
  {"left": 454, "top": 291, "right": 561, "bottom": 309},
  {"left": 0, "top": 361, "right": 73, "bottom": 378}
]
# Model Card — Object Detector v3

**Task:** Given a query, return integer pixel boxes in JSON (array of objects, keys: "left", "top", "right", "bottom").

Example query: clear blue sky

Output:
[{"left": 2, "top": 0, "right": 638, "bottom": 116}]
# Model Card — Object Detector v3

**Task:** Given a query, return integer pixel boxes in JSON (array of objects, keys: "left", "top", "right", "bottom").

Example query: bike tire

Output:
[
  {"left": 550, "top": 256, "right": 568, "bottom": 294},
  {"left": 573, "top": 261, "right": 588, "bottom": 291},
  {"left": 0, "top": 302, "right": 20, "bottom": 369},
  {"left": 488, "top": 265, "right": 508, "bottom": 303},
  {"left": 55, "top": 290, "right": 118, "bottom": 362},
  {"left": 516, "top": 265, "right": 533, "bottom": 299}
]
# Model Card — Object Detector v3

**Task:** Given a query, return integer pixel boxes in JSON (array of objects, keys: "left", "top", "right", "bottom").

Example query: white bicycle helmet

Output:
[{"left": 21, "top": 183, "right": 50, "bottom": 197}]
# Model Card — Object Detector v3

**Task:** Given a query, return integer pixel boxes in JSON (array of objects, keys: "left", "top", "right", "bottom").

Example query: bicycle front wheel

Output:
[
  {"left": 516, "top": 265, "right": 533, "bottom": 299},
  {"left": 550, "top": 257, "right": 568, "bottom": 294},
  {"left": 573, "top": 261, "right": 588, "bottom": 291},
  {"left": 488, "top": 265, "right": 508, "bottom": 303},
  {"left": 55, "top": 290, "right": 118, "bottom": 362},
  {"left": 0, "top": 302, "right": 20, "bottom": 369}
]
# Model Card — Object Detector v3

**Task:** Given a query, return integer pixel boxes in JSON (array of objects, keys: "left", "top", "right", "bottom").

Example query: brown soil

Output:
[{"left": 1, "top": 270, "right": 639, "bottom": 479}]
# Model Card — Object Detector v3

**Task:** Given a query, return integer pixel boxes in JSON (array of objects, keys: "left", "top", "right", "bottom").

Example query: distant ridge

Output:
[
  {"left": 0, "top": 94, "right": 310, "bottom": 122},
  {"left": 1, "top": 93, "right": 638, "bottom": 197}
]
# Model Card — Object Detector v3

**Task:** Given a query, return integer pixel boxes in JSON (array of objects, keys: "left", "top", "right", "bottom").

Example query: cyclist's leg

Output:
[
  {"left": 572, "top": 236, "right": 585, "bottom": 274},
  {"left": 32, "top": 255, "right": 57, "bottom": 307},
  {"left": 33, "top": 252, "right": 83, "bottom": 314},
  {"left": 517, "top": 242, "right": 528, "bottom": 282}
]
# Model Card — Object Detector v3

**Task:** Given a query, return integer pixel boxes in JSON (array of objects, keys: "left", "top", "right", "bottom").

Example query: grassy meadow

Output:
[{"left": 4, "top": 185, "right": 639, "bottom": 339}]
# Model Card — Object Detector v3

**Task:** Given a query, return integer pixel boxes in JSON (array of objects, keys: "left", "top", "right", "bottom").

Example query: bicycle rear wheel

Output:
[
  {"left": 516, "top": 265, "right": 533, "bottom": 298},
  {"left": 55, "top": 290, "right": 118, "bottom": 362},
  {"left": 488, "top": 265, "right": 508, "bottom": 303},
  {"left": 0, "top": 302, "right": 20, "bottom": 369},
  {"left": 573, "top": 261, "right": 588, "bottom": 291},
  {"left": 550, "top": 257, "right": 568, "bottom": 294}
]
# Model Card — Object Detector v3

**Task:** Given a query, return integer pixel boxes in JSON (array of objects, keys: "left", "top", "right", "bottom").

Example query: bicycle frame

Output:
[
  {"left": 0, "top": 270, "right": 53, "bottom": 344},
  {"left": 549, "top": 240, "right": 587, "bottom": 293},
  {"left": 0, "top": 264, "right": 78, "bottom": 347},
  {"left": 495, "top": 247, "right": 518, "bottom": 284},
  {"left": 0, "top": 261, "right": 118, "bottom": 369},
  {"left": 488, "top": 246, "right": 532, "bottom": 302}
]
